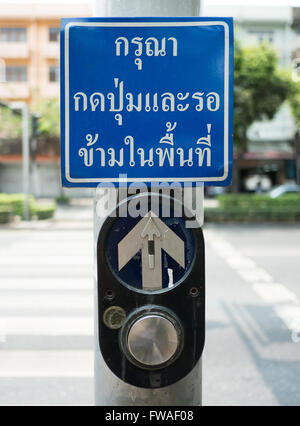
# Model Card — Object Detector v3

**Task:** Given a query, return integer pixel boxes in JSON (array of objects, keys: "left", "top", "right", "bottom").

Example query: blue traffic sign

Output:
[{"left": 60, "top": 17, "right": 233, "bottom": 187}]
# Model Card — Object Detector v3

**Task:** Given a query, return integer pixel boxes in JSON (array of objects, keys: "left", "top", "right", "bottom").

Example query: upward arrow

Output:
[
  {"left": 141, "top": 216, "right": 161, "bottom": 240},
  {"left": 141, "top": 216, "right": 162, "bottom": 270},
  {"left": 118, "top": 211, "right": 185, "bottom": 291}
]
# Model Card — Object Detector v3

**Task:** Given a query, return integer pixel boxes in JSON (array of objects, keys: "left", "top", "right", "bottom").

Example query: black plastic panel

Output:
[{"left": 97, "top": 193, "right": 205, "bottom": 388}]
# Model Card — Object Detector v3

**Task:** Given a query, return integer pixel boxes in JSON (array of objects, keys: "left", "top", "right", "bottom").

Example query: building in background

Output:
[
  {"left": 0, "top": 1, "right": 93, "bottom": 197},
  {"left": 205, "top": 1, "right": 297, "bottom": 191},
  {"left": 0, "top": 1, "right": 92, "bottom": 103},
  {"left": 0, "top": 1, "right": 300, "bottom": 196}
]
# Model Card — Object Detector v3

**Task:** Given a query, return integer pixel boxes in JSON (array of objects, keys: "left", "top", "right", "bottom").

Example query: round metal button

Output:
[{"left": 127, "top": 314, "right": 179, "bottom": 367}]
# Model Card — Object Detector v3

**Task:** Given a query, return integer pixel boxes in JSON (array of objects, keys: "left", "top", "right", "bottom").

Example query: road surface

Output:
[{"left": 0, "top": 217, "right": 299, "bottom": 405}]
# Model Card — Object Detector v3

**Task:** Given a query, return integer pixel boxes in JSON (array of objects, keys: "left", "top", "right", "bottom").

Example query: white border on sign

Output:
[{"left": 64, "top": 21, "right": 230, "bottom": 184}]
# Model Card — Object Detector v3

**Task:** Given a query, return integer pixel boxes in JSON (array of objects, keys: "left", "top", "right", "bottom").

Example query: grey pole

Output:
[
  {"left": 93, "top": 0, "right": 203, "bottom": 406},
  {"left": 93, "top": 0, "right": 200, "bottom": 17},
  {"left": 22, "top": 103, "right": 30, "bottom": 221},
  {"left": 0, "top": 58, "right": 6, "bottom": 83},
  {"left": 3, "top": 101, "right": 30, "bottom": 220}
]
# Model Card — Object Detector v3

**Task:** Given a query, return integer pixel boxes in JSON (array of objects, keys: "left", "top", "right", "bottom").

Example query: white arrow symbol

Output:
[
  {"left": 141, "top": 216, "right": 161, "bottom": 270},
  {"left": 118, "top": 211, "right": 185, "bottom": 291}
]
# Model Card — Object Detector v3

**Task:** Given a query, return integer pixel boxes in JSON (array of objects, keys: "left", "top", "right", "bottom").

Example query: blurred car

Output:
[
  {"left": 244, "top": 174, "right": 272, "bottom": 192},
  {"left": 205, "top": 186, "right": 226, "bottom": 198},
  {"left": 269, "top": 183, "right": 300, "bottom": 198}
]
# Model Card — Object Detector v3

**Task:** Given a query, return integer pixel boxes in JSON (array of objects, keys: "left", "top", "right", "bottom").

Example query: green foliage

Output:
[
  {"left": 0, "top": 204, "right": 12, "bottom": 224},
  {"left": 34, "top": 203, "right": 56, "bottom": 220},
  {"left": 205, "top": 207, "right": 300, "bottom": 223},
  {"left": 0, "top": 194, "right": 11, "bottom": 209},
  {"left": 217, "top": 193, "right": 300, "bottom": 209},
  {"left": 205, "top": 193, "right": 300, "bottom": 223},
  {"left": 234, "top": 43, "right": 295, "bottom": 152},
  {"left": 0, "top": 97, "right": 60, "bottom": 139},
  {"left": 0, "top": 211, "right": 11, "bottom": 224},
  {"left": 0, "top": 193, "right": 56, "bottom": 220},
  {"left": 55, "top": 195, "right": 70, "bottom": 205},
  {"left": 0, "top": 106, "right": 22, "bottom": 139},
  {"left": 0, "top": 193, "right": 36, "bottom": 218},
  {"left": 289, "top": 83, "right": 300, "bottom": 129},
  {"left": 33, "top": 97, "right": 60, "bottom": 137}
]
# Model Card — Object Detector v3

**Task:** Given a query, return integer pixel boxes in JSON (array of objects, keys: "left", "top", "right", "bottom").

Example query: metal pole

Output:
[
  {"left": 93, "top": 0, "right": 200, "bottom": 17},
  {"left": 295, "top": 132, "right": 300, "bottom": 186},
  {"left": 294, "top": 132, "right": 300, "bottom": 209},
  {"left": 0, "top": 58, "right": 6, "bottom": 83},
  {"left": 22, "top": 103, "right": 30, "bottom": 221},
  {"left": 93, "top": 0, "right": 203, "bottom": 406}
]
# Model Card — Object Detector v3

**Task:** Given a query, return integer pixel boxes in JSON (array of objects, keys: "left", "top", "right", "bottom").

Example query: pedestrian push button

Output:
[{"left": 126, "top": 314, "right": 180, "bottom": 368}]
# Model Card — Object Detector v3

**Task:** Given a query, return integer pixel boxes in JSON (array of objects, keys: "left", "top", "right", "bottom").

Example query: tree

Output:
[
  {"left": 33, "top": 97, "right": 60, "bottom": 137},
  {"left": 289, "top": 81, "right": 300, "bottom": 128},
  {"left": 30, "top": 97, "right": 61, "bottom": 195},
  {"left": 233, "top": 43, "right": 295, "bottom": 191},
  {"left": 288, "top": 83, "right": 300, "bottom": 186},
  {"left": 0, "top": 97, "right": 60, "bottom": 144}
]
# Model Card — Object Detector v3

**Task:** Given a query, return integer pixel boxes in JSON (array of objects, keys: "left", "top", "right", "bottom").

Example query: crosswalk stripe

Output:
[
  {"left": 205, "top": 229, "right": 300, "bottom": 336},
  {"left": 0, "top": 229, "right": 95, "bottom": 390},
  {"left": 0, "top": 317, "right": 93, "bottom": 337},
  {"left": 252, "top": 283, "right": 297, "bottom": 304},
  {"left": 0, "top": 351, "right": 93, "bottom": 377},
  {"left": 0, "top": 293, "right": 93, "bottom": 309},
  {"left": 236, "top": 267, "right": 273, "bottom": 283},
  {"left": 0, "top": 257, "right": 92, "bottom": 265},
  {"left": 0, "top": 242, "right": 92, "bottom": 252},
  {"left": 274, "top": 305, "right": 300, "bottom": 332},
  {"left": 0, "top": 278, "right": 93, "bottom": 291}
]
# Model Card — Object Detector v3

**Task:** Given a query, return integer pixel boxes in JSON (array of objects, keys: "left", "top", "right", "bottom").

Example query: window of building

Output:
[
  {"left": 0, "top": 27, "right": 27, "bottom": 42},
  {"left": 49, "top": 27, "right": 60, "bottom": 42},
  {"left": 49, "top": 65, "right": 59, "bottom": 82},
  {"left": 5, "top": 66, "right": 27, "bottom": 82},
  {"left": 247, "top": 30, "right": 274, "bottom": 44}
]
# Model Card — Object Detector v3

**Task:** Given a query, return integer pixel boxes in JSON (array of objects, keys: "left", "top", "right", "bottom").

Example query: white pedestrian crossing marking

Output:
[
  {"left": 205, "top": 230, "right": 300, "bottom": 338},
  {"left": 252, "top": 283, "right": 297, "bottom": 304},
  {"left": 274, "top": 305, "right": 300, "bottom": 336},
  {"left": 0, "top": 293, "right": 93, "bottom": 310},
  {"left": 0, "top": 317, "right": 93, "bottom": 337},
  {"left": 0, "top": 351, "right": 93, "bottom": 378},
  {"left": 0, "top": 278, "right": 92, "bottom": 291},
  {"left": 0, "top": 230, "right": 94, "bottom": 385},
  {"left": 0, "top": 256, "right": 92, "bottom": 265}
]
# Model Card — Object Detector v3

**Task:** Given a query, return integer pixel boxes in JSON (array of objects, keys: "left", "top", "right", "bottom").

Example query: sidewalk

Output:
[{"left": 54, "top": 198, "right": 93, "bottom": 227}]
